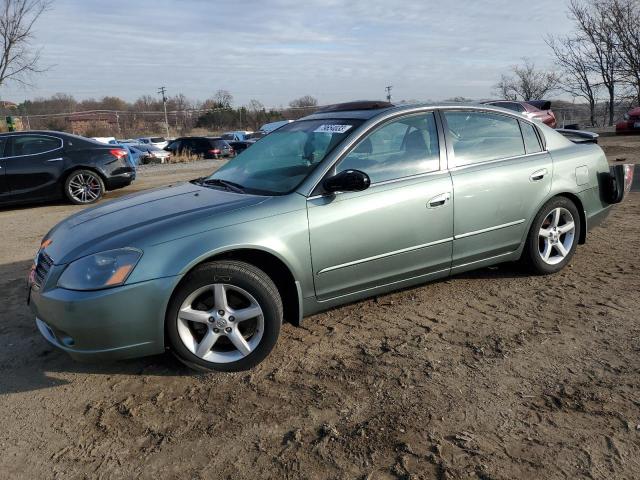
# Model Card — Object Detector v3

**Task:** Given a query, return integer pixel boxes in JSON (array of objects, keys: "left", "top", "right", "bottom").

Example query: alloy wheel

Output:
[
  {"left": 177, "top": 283, "right": 264, "bottom": 363},
  {"left": 68, "top": 172, "right": 102, "bottom": 203},
  {"left": 538, "top": 207, "right": 576, "bottom": 265}
]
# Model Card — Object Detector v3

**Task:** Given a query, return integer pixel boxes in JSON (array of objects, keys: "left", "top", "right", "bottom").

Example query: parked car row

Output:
[
  {"left": 220, "top": 131, "right": 253, "bottom": 142},
  {"left": 486, "top": 100, "right": 640, "bottom": 135},
  {"left": 92, "top": 137, "right": 172, "bottom": 165},
  {"left": 616, "top": 107, "right": 640, "bottom": 134},
  {"left": 164, "top": 137, "right": 235, "bottom": 159},
  {"left": 482, "top": 100, "right": 557, "bottom": 128}
]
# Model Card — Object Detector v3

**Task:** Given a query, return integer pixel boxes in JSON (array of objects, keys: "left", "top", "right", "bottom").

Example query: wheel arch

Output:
[
  {"left": 170, "top": 247, "right": 302, "bottom": 327},
  {"left": 520, "top": 191, "right": 587, "bottom": 261},
  {"left": 60, "top": 166, "right": 108, "bottom": 193},
  {"left": 555, "top": 192, "right": 587, "bottom": 244}
]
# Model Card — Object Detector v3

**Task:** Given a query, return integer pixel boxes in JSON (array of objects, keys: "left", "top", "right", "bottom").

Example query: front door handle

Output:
[
  {"left": 427, "top": 192, "right": 451, "bottom": 208},
  {"left": 530, "top": 168, "right": 548, "bottom": 181}
]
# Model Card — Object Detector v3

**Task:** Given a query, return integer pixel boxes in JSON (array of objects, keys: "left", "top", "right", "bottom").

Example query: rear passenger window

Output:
[
  {"left": 520, "top": 121, "right": 542, "bottom": 154},
  {"left": 444, "top": 111, "right": 525, "bottom": 166},
  {"left": 10, "top": 135, "right": 62, "bottom": 156}
]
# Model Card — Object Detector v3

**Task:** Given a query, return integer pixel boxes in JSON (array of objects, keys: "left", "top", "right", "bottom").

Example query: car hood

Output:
[{"left": 43, "top": 182, "right": 270, "bottom": 264}]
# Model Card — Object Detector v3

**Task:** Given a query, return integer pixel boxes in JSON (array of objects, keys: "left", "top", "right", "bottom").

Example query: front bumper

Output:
[{"left": 29, "top": 276, "right": 178, "bottom": 362}]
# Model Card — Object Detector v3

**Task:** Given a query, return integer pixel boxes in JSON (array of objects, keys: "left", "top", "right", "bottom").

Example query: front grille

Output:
[{"left": 34, "top": 251, "right": 54, "bottom": 288}]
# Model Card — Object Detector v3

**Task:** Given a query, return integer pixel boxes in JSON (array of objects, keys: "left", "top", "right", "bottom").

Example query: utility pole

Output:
[
  {"left": 385, "top": 85, "right": 393, "bottom": 103},
  {"left": 24, "top": 99, "right": 31, "bottom": 130},
  {"left": 158, "top": 86, "right": 170, "bottom": 138}
]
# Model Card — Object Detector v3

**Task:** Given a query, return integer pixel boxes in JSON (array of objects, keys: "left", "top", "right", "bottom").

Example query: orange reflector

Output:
[
  {"left": 41, "top": 239, "right": 52, "bottom": 248},
  {"left": 105, "top": 265, "right": 133, "bottom": 286}
]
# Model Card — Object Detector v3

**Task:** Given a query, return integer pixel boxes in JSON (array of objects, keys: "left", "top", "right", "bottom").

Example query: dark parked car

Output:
[
  {"left": 482, "top": 100, "right": 557, "bottom": 128},
  {"left": 165, "top": 137, "right": 233, "bottom": 159},
  {"left": 0, "top": 131, "right": 135, "bottom": 206},
  {"left": 616, "top": 107, "right": 640, "bottom": 134},
  {"left": 227, "top": 140, "right": 253, "bottom": 155}
]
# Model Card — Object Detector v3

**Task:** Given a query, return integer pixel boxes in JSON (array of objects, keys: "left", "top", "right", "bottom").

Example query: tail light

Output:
[
  {"left": 109, "top": 148, "right": 128, "bottom": 160},
  {"left": 606, "top": 163, "right": 635, "bottom": 203},
  {"left": 624, "top": 164, "right": 635, "bottom": 193},
  {"left": 209, "top": 149, "right": 221, "bottom": 155}
]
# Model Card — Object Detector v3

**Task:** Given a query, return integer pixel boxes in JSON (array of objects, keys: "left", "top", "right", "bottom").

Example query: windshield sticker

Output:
[{"left": 314, "top": 124, "right": 353, "bottom": 134}]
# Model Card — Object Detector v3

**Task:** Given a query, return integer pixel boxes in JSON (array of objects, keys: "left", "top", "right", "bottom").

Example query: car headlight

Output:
[{"left": 57, "top": 248, "right": 143, "bottom": 291}]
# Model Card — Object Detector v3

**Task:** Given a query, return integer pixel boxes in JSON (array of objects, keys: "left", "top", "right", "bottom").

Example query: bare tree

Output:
[
  {"left": 547, "top": 35, "right": 600, "bottom": 126},
  {"left": 132, "top": 94, "right": 162, "bottom": 111},
  {"left": 167, "top": 93, "right": 191, "bottom": 111},
  {"left": 289, "top": 95, "right": 318, "bottom": 109},
  {"left": 604, "top": 0, "right": 640, "bottom": 104},
  {"left": 287, "top": 95, "right": 318, "bottom": 118},
  {"left": 568, "top": 0, "right": 622, "bottom": 126},
  {"left": 494, "top": 58, "right": 559, "bottom": 101},
  {"left": 245, "top": 99, "right": 265, "bottom": 130},
  {"left": 0, "top": 0, "right": 50, "bottom": 88},
  {"left": 213, "top": 89, "right": 233, "bottom": 108}
]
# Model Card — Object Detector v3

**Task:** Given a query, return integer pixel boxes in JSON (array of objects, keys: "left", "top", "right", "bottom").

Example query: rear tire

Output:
[
  {"left": 523, "top": 197, "right": 581, "bottom": 275},
  {"left": 64, "top": 169, "right": 105, "bottom": 205},
  {"left": 166, "top": 261, "right": 283, "bottom": 372}
]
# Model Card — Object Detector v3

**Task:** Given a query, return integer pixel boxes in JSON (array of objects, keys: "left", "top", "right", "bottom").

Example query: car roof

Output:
[
  {"left": 0, "top": 130, "right": 111, "bottom": 146},
  {"left": 0, "top": 130, "right": 69, "bottom": 138},
  {"left": 300, "top": 101, "right": 525, "bottom": 122}
]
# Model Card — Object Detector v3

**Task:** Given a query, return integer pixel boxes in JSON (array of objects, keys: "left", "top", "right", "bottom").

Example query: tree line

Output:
[
  {"left": 4, "top": 91, "right": 320, "bottom": 136},
  {"left": 496, "top": 0, "right": 640, "bottom": 127}
]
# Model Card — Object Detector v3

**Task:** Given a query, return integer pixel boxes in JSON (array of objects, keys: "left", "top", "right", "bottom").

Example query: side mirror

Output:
[{"left": 323, "top": 169, "right": 371, "bottom": 193}]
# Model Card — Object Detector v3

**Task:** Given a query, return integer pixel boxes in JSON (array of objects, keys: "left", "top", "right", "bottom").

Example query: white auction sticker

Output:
[{"left": 314, "top": 124, "right": 353, "bottom": 134}]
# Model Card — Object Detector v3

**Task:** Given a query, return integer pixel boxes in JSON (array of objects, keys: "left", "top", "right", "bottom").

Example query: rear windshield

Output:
[{"left": 150, "top": 137, "right": 165, "bottom": 143}]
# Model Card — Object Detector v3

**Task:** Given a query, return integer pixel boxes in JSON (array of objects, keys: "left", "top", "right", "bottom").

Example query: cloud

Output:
[{"left": 2, "top": 0, "right": 573, "bottom": 105}]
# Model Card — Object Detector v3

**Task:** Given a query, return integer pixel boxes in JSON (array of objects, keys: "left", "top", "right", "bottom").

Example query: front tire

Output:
[
  {"left": 64, "top": 169, "right": 105, "bottom": 205},
  {"left": 166, "top": 261, "right": 283, "bottom": 372},
  {"left": 523, "top": 197, "right": 581, "bottom": 275}
]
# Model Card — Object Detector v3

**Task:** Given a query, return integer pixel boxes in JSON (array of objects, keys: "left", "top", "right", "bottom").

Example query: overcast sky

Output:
[{"left": 2, "top": 0, "right": 575, "bottom": 107}]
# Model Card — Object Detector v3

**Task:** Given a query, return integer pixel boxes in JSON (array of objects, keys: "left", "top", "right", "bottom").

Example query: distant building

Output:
[
  {"left": 0, "top": 100, "right": 18, "bottom": 110},
  {"left": 67, "top": 112, "right": 119, "bottom": 136}
]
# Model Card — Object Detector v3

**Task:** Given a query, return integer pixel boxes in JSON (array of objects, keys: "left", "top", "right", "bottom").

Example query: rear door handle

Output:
[
  {"left": 427, "top": 192, "right": 451, "bottom": 208},
  {"left": 530, "top": 168, "right": 548, "bottom": 181}
]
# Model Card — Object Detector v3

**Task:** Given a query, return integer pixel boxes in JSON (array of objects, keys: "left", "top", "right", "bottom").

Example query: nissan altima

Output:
[{"left": 28, "top": 101, "right": 634, "bottom": 371}]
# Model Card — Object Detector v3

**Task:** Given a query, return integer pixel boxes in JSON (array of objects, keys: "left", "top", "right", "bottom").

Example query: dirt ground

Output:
[{"left": 0, "top": 137, "right": 639, "bottom": 480}]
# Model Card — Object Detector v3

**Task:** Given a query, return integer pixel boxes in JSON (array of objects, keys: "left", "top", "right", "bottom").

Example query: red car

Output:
[
  {"left": 616, "top": 107, "right": 640, "bottom": 134},
  {"left": 482, "top": 100, "right": 557, "bottom": 128}
]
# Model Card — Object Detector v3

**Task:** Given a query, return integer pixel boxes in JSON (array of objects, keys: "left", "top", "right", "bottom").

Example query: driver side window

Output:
[{"left": 336, "top": 112, "right": 440, "bottom": 184}]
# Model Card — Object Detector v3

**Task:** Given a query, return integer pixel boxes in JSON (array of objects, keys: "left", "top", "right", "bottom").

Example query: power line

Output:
[{"left": 385, "top": 85, "right": 393, "bottom": 103}]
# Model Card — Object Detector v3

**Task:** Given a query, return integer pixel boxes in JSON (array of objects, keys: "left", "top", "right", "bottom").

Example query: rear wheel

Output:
[
  {"left": 64, "top": 169, "right": 104, "bottom": 205},
  {"left": 166, "top": 261, "right": 283, "bottom": 372},
  {"left": 524, "top": 197, "right": 581, "bottom": 274}
]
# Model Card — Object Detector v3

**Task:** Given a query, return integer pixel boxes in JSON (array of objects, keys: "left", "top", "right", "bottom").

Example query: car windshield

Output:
[
  {"left": 150, "top": 137, "right": 165, "bottom": 143},
  {"left": 206, "top": 119, "right": 363, "bottom": 195}
]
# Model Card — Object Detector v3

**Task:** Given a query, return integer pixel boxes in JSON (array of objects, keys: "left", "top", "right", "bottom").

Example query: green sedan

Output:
[{"left": 28, "top": 101, "right": 634, "bottom": 371}]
